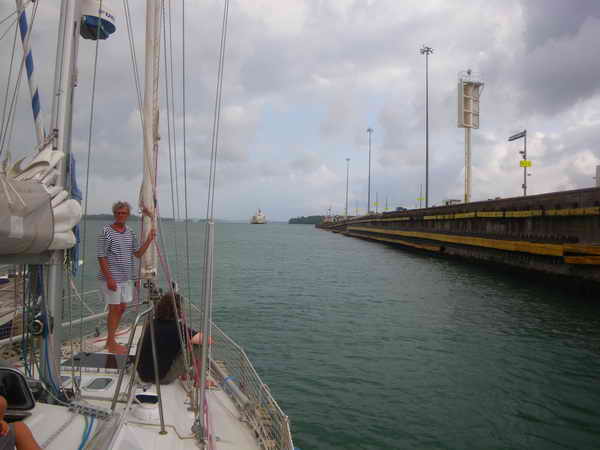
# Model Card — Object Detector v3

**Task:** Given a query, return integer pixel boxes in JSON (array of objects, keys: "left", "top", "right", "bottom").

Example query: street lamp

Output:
[
  {"left": 366, "top": 127, "right": 373, "bottom": 214},
  {"left": 345, "top": 158, "right": 350, "bottom": 218},
  {"left": 420, "top": 44, "right": 433, "bottom": 208},
  {"left": 508, "top": 129, "right": 529, "bottom": 196}
]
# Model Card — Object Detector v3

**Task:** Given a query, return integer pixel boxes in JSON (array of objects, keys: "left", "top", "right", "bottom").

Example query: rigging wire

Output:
[
  {"left": 181, "top": 0, "right": 192, "bottom": 319},
  {"left": 122, "top": 0, "right": 146, "bottom": 318},
  {"left": 196, "top": 0, "right": 231, "bottom": 437},
  {"left": 123, "top": 0, "right": 144, "bottom": 129},
  {"left": 5, "top": 1, "right": 40, "bottom": 152},
  {"left": 0, "top": 15, "right": 19, "bottom": 43},
  {"left": 78, "top": 0, "right": 106, "bottom": 395},
  {"left": 0, "top": 20, "right": 18, "bottom": 153},
  {"left": 0, "top": 0, "right": 40, "bottom": 156},
  {"left": 207, "top": 0, "right": 230, "bottom": 219},
  {"left": 0, "top": 9, "right": 18, "bottom": 28},
  {"left": 167, "top": 0, "right": 181, "bottom": 224},
  {"left": 161, "top": 0, "right": 180, "bottom": 278}
]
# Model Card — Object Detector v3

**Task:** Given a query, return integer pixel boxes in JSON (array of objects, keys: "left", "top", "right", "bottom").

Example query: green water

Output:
[{"left": 78, "top": 220, "right": 600, "bottom": 449}]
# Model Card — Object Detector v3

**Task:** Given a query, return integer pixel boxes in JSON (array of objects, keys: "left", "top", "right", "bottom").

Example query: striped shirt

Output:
[{"left": 96, "top": 225, "right": 139, "bottom": 282}]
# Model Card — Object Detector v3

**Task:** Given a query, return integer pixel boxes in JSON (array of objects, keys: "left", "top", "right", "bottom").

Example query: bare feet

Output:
[{"left": 106, "top": 342, "right": 128, "bottom": 355}]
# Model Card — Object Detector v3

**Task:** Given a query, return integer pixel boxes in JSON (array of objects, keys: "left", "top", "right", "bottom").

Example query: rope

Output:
[
  {"left": 40, "top": 413, "right": 78, "bottom": 449},
  {"left": 78, "top": 416, "right": 89, "bottom": 450},
  {"left": 154, "top": 213, "right": 198, "bottom": 386}
]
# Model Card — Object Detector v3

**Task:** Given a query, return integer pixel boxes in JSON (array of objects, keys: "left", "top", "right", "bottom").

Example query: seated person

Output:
[
  {"left": 137, "top": 293, "right": 205, "bottom": 385},
  {"left": 0, "top": 395, "right": 40, "bottom": 450}
]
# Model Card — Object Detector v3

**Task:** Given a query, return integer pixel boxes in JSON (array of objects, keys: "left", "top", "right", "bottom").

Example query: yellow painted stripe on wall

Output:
[
  {"left": 477, "top": 211, "right": 504, "bottom": 218},
  {"left": 505, "top": 210, "right": 543, "bottom": 218},
  {"left": 345, "top": 232, "right": 441, "bottom": 252},
  {"left": 546, "top": 207, "right": 600, "bottom": 216},
  {"left": 347, "top": 226, "right": 564, "bottom": 256},
  {"left": 342, "top": 206, "right": 599, "bottom": 226},
  {"left": 563, "top": 244, "right": 600, "bottom": 255},
  {"left": 564, "top": 256, "right": 600, "bottom": 265}
]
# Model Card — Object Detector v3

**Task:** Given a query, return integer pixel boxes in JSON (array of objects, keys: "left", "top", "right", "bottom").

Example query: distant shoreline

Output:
[
  {"left": 84, "top": 214, "right": 283, "bottom": 223},
  {"left": 288, "top": 215, "right": 324, "bottom": 224}
]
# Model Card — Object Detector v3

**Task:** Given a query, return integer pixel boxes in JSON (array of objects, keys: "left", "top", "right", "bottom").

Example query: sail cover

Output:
[
  {"left": 0, "top": 176, "right": 53, "bottom": 254},
  {"left": 0, "top": 144, "right": 82, "bottom": 255}
]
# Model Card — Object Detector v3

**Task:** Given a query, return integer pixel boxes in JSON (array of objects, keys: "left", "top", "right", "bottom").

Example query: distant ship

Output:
[{"left": 251, "top": 209, "right": 267, "bottom": 224}]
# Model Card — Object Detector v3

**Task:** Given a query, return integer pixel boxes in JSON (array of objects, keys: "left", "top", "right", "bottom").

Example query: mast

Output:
[
  {"left": 43, "top": 0, "right": 82, "bottom": 393},
  {"left": 140, "top": 0, "right": 168, "bottom": 435},
  {"left": 140, "top": 0, "right": 160, "bottom": 279}
]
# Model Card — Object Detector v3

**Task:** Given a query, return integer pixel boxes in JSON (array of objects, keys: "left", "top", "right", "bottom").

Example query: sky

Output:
[{"left": 1, "top": 0, "right": 600, "bottom": 222}]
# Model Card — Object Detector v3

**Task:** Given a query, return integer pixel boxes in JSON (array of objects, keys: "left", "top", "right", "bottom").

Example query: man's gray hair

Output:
[{"left": 112, "top": 201, "right": 131, "bottom": 214}]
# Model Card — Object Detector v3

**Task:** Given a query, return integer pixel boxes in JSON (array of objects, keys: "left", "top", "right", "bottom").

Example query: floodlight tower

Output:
[
  {"left": 367, "top": 127, "right": 373, "bottom": 213},
  {"left": 457, "top": 69, "right": 484, "bottom": 203},
  {"left": 420, "top": 45, "right": 433, "bottom": 207},
  {"left": 345, "top": 158, "right": 350, "bottom": 218}
]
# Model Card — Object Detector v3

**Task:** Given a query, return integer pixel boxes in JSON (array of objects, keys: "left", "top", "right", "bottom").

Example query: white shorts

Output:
[{"left": 100, "top": 281, "right": 133, "bottom": 305}]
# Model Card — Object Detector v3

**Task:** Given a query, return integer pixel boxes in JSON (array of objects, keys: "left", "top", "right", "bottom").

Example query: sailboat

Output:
[{"left": 0, "top": 1, "right": 294, "bottom": 449}]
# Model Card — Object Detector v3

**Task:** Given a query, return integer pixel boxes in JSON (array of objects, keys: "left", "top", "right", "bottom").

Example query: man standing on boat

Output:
[{"left": 97, "top": 201, "right": 155, "bottom": 354}]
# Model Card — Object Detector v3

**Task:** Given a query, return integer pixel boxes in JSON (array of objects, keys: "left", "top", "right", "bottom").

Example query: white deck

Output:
[{"left": 24, "top": 328, "right": 260, "bottom": 450}]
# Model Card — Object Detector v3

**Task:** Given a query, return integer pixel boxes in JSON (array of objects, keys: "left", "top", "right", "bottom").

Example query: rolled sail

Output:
[{"left": 0, "top": 145, "right": 82, "bottom": 256}]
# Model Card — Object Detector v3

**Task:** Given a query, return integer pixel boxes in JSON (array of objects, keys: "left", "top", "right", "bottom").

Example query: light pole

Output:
[
  {"left": 345, "top": 158, "right": 350, "bottom": 218},
  {"left": 420, "top": 45, "right": 433, "bottom": 207},
  {"left": 508, "top": 130, "right": 528, "bottom": 196},
  {"left": 366, "top": 127, "right": 373, "bottom": 214}
]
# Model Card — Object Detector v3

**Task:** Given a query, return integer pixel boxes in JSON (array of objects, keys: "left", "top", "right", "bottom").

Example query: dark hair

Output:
[{"left": 155, "top": 293, "right": 182, "bottom": 320}]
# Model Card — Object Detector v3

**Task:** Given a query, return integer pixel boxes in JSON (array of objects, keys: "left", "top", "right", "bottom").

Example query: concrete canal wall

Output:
[{"left": 316, "top": 187, "right": 600, "bottom": 286}]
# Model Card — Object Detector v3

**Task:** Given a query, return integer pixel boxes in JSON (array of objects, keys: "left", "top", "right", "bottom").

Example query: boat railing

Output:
[{"left": 210, "top": 321, "right": 294, "bottom": 450}]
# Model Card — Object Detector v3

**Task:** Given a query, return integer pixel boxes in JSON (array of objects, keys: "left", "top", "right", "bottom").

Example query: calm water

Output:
[{"left": 79, "top": 220, "right": 600, "bottom": 450}]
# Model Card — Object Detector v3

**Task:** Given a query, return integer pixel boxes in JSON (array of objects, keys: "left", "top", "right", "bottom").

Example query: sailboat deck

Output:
[
  {"left": 39, "top": 326, "right": 262, "bottom": 450},
  {"left": 0, "top": 269, "right": 291, "bottom": 449}
]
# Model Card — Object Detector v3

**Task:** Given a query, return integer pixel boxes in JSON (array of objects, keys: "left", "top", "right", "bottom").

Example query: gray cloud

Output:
[
  {"left": 516, "top": 17, "right": 600, "bottom": 116},
  {"left": 1, "top": 1, "right": 599, "bottom": 221},
  {"left": 523, "top": 0, "right": 600, "bottom": 51}
]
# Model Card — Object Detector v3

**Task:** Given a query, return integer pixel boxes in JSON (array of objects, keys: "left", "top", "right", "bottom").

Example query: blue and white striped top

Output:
[{"left": 96, "top": 225, "right": 139, "bottom": 282}]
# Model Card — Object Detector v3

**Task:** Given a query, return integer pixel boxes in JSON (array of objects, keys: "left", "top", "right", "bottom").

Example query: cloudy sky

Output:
[{"left": 1, "top": 0, "right": 600, "bottom": 221}]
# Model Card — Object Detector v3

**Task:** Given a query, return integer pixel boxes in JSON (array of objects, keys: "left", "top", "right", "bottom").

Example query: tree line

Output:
[{"left": 288, "top": 215, "right": 324, "bottom": 224}]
